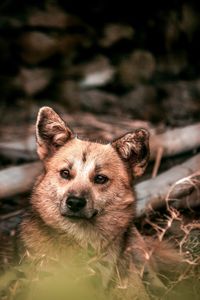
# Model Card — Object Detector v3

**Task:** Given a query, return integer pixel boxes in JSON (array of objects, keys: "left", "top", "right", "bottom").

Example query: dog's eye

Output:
[
  {"left": 60, "top": 169, "right": 70, "bottom": 179},
  {"left": 94, "top": 174, "right": 109, "bottom": 184}
]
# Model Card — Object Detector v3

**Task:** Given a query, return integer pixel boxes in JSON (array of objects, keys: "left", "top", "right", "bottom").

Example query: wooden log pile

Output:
[
  {"left": 1, "top": 1, "right": 200, "bottom": 126},
  {"left": 0, "top": 115, "right": 200, "bottom": 217},
  {"left": 0, "top": 2, "right": 200, "bottom": 298},
  {"left": 0, "top": 113, "right": 200, "bottom": 299},
  {"left": 0, "top": 0, "right": 199, "bottom": 257}
]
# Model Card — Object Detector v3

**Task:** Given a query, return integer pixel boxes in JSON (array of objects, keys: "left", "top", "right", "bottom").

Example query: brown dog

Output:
[{"left": 19, "top": 107, "right": 178, "bottom": 297}]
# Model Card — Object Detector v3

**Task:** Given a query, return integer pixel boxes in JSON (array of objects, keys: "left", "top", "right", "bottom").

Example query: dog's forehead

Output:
[
  {"left": 53, "top": 138, "right": 121, "bottom": 167},
  {"left": 66, "top": 139, "right": 116, "bottom": 161}
]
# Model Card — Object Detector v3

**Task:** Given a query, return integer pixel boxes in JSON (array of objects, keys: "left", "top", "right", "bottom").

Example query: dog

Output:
[{"left": 19, "top": 107, "right": 180, "bottom": 298}]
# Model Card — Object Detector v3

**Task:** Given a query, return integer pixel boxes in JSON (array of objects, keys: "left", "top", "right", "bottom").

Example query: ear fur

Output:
[
  {"left": 112, "top": 129, "right": 150, "bottom": 177},
  {"left": 36, "top": 107, "right": 73, "bottom": 160}
]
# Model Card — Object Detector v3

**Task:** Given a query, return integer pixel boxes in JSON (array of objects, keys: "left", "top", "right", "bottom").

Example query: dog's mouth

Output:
[{"left": 61, "top": 209, "right": 98, "bottom": 221}]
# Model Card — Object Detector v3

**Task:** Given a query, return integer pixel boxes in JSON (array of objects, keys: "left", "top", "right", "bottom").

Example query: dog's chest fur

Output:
[{"left": 19, "top": 106, "right": 150, "bottom": 288}]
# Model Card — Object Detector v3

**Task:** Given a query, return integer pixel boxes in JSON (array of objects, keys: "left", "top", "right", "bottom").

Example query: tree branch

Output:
[
  {"left": 0, "top": 162, "right": 42, "bottom": 199},
  {"left": 135, "top": 154, "right": 200, "bottom": 216}
]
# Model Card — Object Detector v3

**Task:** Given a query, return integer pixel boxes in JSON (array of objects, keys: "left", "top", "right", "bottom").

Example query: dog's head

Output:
[{"left": 32, "top": 107, "right": 149, "bottom": 244}]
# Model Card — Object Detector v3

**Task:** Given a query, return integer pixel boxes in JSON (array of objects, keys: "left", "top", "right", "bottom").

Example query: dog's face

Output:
[{"left": 32, "top": 107, "right": 149, "bottom": 244}]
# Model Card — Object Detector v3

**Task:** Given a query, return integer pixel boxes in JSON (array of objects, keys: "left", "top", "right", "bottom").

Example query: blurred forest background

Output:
[
  {"left": 0, "top": 0, "right": 200, "bottom": 126},
  {"left": 1, "top": 0, "right": 200, "bottom": 247}
]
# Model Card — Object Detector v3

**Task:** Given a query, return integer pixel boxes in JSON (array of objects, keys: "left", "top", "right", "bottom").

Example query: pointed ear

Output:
[
  {"left": 36, "top": 107, "right": 73, "bottom": 160},
  {"left": 112, "top": 129, "right": 150, "bottom": 177}
]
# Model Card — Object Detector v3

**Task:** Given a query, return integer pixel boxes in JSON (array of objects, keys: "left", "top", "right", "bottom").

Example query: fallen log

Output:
[
  {"left": 0, "top": 113, "right": 151, "bottom": 160},
  {"left": 149, "top": 123, "right": 200, "bottom": 159},
  {"left": 0, "top": 155, "right": 200, "bottom": 218},
  {"left": 0, "top": 135, "right": 38, "bottom": 160},
  {"left": 0, "top": 162, "right": 43, "bottom": 199},
  {"left": 136, "top": 154, "right": 200, "bottom": 216},
  {"left": 0, "top": 120, "right": 200, "bottom": 161}
]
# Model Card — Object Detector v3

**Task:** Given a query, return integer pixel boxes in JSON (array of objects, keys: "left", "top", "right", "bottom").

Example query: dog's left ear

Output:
[
  {"left": 112, "top": 129, "right": 150, "bottom": 177},
  {"left": 36, "top": 107, "right": 73, "bottom": 160}
]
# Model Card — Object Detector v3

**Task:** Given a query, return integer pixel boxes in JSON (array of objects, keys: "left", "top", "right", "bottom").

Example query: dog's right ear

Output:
[
  {"left": 112, "top": 128, "right": 150, "bottom": 177},
  {"left": 36, "top": 107, "right": 73, "bottom": 160}
]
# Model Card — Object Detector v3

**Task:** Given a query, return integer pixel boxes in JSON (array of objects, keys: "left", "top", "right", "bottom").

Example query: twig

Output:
[
  {"left": 151, "top": 146, "right": 164, "bottom": 178},
  {"left": 0, "top": 209, "right": 25, "bottom": 220}
]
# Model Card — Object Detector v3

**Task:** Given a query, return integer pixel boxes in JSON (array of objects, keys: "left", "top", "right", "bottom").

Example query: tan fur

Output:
[
  {"left": 20, "top": 139, "right": 136, "bottom": 281},
  {"left": 20, "top": 107, "right": 180, "bottom": 291}
]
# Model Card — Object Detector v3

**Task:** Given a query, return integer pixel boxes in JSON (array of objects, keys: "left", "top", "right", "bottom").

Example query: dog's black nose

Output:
[{"left": 66, "top": 196, "right": 86, "bottom": 212}]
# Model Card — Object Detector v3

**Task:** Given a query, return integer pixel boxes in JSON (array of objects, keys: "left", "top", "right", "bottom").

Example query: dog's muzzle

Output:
[{"left": 60, "top": 196, "right": 98, "bottom": 220}]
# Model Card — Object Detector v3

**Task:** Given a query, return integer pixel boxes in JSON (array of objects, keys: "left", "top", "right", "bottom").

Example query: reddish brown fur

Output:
[
  {"left": 20, "top": 107, "right": 180, "bottom": 290},
  {"left": 21, "top": 139, "right": 135, "bottom": 257}
]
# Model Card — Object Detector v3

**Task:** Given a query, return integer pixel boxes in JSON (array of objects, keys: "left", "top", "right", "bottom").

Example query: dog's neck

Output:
[
  {"left": 20, "top": 207, "right": 136, "bottom": 288},
  {"left": 20, "top": 209, "right": 124, "bottom": 263}
]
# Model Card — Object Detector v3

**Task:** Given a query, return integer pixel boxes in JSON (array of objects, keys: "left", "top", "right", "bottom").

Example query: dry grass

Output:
[{"left": 1, "top": 173, "right": 200, "bottom": 300}]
